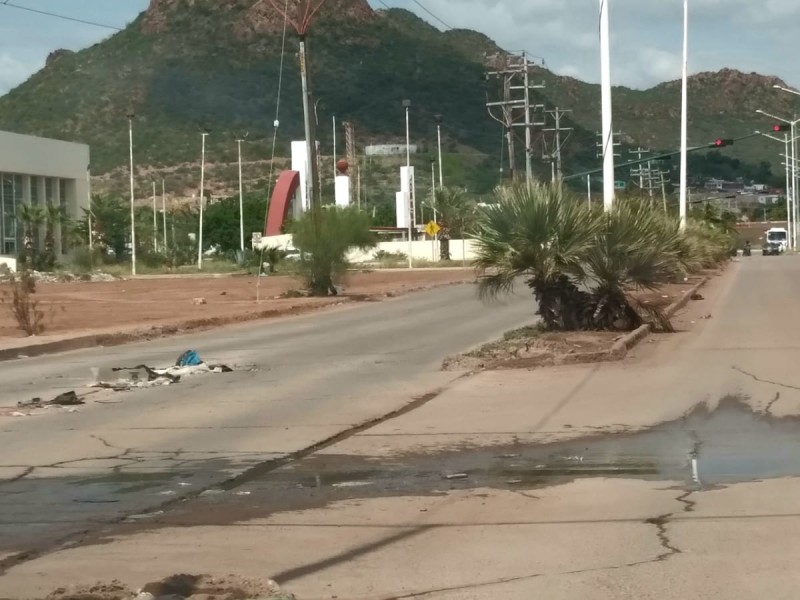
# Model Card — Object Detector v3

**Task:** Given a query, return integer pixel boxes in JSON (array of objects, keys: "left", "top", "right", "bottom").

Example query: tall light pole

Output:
[
  {"left": 679, "top": 0, "right": 689, "bottom": 230},
  {"left": 236, "top": 134, "right": 248, "bottom": 252},
  {"left": 599, "top": 0, "right": 615, "bottom": 211},
  {"left": 152, "top": 181, "right": 157, "bottom": 253},
  {"left": 435, "top": 115, "right": 444, "bottom": 190},
  {"left": 757, "top": 109, "right": 799, "bottom": 248},
  {"left": 760, "top": 129, "right": 795, "bottom": 249},
  {"left": 403, "top": 99, "right": 413, "bottom": 269},
  {"left": 127, "top": 113, "right": 137, "bottom": 276},
  {"left": 772, "top": 86, "right": 800, "bottom": 247},
  {"left": 197, "top": 130, "right": 209, "bottom": 270},
  {"left": 161, "top": 179, "right": 167, "bottom": 252},
  {"left": 87, "top": 166, "right": 92, "bottom": 250},
  {"left": 332, "top": 114, "right": 337, "bottom": 180}
]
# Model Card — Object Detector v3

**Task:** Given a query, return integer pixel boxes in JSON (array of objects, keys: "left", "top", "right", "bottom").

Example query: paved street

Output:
[
  {"left": 5, "top": 257, "right": 800, "bottom": 599},
  {"left": 0, "top": 283, "right": 532, "bottom": 566}
]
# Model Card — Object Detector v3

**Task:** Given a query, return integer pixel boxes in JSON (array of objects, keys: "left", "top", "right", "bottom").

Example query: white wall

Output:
[
  {"left": 256, "top": 233, "right": 477, "bottom": 263},
  {"left": 0, "top": 256, "right": 17, "bottom": 272}
]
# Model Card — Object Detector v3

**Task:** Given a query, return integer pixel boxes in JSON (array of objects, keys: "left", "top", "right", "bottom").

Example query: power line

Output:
[
  {"left": 0, "top": 1, "right": 122, "bottom": 30},
  {"left": 409, "top": 0, "right": 452, "bottom": 30}
]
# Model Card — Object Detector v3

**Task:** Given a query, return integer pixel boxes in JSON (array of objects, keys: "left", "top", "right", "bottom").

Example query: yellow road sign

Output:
[{"left": 424, "top": 221, "right": 441, "bottom": 237}]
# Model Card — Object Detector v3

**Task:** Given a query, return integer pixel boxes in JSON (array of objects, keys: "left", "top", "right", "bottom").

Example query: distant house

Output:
[
  {"left": 365, "top": 144, "right": 418, "bottom": 157},
  {"left": 704, "top": 178, "right": 745, "bottom": 193}
]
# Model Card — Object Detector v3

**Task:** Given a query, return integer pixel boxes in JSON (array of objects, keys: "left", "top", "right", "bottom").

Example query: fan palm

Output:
[
  {"left": 17, "top": 205, "right": 45, "bottom": 271},
  {"left": 292, "top": 206, "right": 376, "bottom": 296},
  {"left": 42, "top": 204, "right": 67, "bottom": 271},
  {"left": 473, "top": 182, "right": 600, "bottom": 330},
  {"left": 434, "top": 187, "right": 475, "bottom": 261},
  {"left": 583, "top": 199, "right": 684, "bottom": 331}
]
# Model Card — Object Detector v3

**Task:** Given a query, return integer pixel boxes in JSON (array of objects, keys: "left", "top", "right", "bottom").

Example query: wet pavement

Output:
[{"left": 146, "top": 395, "right": 800, "bottom": 528}]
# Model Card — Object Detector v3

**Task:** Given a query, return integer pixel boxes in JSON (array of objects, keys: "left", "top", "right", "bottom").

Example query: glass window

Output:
[
  {"left": 1, "top": 174, "right": 16, "bottom": 255},
  {"left": 30, "top": 177, "right": 39, "bottom": 206},
  {"left": 45, "top": 178, "right": 54, "bottom": 205}
]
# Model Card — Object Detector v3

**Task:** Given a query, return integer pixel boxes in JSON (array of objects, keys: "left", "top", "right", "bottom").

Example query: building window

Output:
[
  {"left": 45, "top": 178, "right": 55, "bottom": 206},
  {"left": 1, "top": 174, "right": 17, "bottom": 256}
]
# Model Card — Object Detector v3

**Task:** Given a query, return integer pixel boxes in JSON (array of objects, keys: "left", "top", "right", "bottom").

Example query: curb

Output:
[
  {"left": 0, "top": 280, "right": 474, "bottom": 362},
  {"left": 609, "top": 276, "right": 709, "bottom": 359}
]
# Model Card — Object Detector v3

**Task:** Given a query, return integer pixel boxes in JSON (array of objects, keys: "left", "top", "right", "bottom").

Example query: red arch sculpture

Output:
[{"left": 264, "top": 170, "right": 301, "bottom": 236}]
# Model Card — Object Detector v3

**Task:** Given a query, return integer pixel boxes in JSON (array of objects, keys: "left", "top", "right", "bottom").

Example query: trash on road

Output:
[
  {"left": 90, "top": 351, "right": 233, "bottom": 392},
  {"left": 442, "top": 473, "right": 469, "bottom": 480},
  {"left": 18, "top": 390, "right": 84, "bottom": 409},
  {"left": 176, "top": 350, "right": 203, "bottom": 367}
]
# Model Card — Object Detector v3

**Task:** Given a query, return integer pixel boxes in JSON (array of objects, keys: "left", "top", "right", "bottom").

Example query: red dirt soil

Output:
[{"left": 0, "top": 270, "right": 474, "bottom": 341}]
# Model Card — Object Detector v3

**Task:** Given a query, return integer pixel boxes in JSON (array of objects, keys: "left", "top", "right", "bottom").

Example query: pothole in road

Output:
[{"left": 171, "top": 396, "right": 800, "bottom": 524}]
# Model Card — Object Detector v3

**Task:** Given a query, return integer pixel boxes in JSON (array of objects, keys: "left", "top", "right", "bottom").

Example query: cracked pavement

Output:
[{"left": 5, "top": 259, "right": 800, "bottom": 599}]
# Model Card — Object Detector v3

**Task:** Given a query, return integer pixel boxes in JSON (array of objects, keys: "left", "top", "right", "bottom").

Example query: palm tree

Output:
[
  {"left": 292, "top": 206, "right": 376, "bottom": 296},
  {"left": 473, "top": 182, "right": 600, "bottom": 330},
  {"left": 583, "top": 199, "right": 684, "bottom": 331},
  {"left": 434, "top": 187, "right": 475, "bottom": 261},
  {"left": 17, "top": 205, "right": 44, "bottom": 271},
  {"left": 43, "top": 204, "right": 68, "bottom": 271}
]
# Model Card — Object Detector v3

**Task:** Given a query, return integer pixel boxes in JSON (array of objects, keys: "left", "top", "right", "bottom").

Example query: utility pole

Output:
[
  {"left": 486, "top": 52, "right": 545, "bottom": 185},
  {"left": 197, "top": 130, "right": 209, "bottom": 270},
  {"left": 543, "top": 107, "right": 573, "bottom": 180}
]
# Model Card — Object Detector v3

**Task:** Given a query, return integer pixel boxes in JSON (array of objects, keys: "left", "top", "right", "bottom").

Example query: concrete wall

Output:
[{"left": 256, "top": 233, "right": 477, "bottom": 263}]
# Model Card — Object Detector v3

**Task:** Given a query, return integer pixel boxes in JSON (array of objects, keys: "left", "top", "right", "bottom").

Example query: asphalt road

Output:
[
  {"left": 7, "top": 256, "right": 800, "bottom": 599},
  {"left": 0, "top": 283, "right": 533, "bottom": 561}
]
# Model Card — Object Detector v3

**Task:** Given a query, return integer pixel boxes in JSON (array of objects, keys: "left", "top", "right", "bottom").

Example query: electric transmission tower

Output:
[
  {"left": 543, "top": 107, "right": 573, "bottom": 181},
  {"left": 485, "top": 51, "right": 545, "bottom": 185}
]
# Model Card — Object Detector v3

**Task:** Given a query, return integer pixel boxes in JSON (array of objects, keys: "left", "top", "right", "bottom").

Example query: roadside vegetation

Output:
[{"left": 473, "top": 181, "right": 735, "bottom": 333}]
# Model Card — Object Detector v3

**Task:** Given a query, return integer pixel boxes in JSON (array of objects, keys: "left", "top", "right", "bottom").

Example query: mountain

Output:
[{"left": 0, "top": 0, "right": 794, "bottom": 199}]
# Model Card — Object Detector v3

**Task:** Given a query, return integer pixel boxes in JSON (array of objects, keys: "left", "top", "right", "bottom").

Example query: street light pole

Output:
[
  {"left": 236, "top": 136, "right": 246, "bottom": 252},
  {"left": 599, "top": 0, "right": 615, "bottom": 211},
  {"left": 197, "top": 131, "right": 209, "bottom": 270},
  {"left": 127, "top": 114, "right": 137, "bottom": 276},
  {"left": 679, "top": 0, "right": 689, "bottom": 230},
  {"left": 152, "top": 181, "right": 157, "bottom": 253},
  {"left": 162, "top": 179, "right": 167, "bottom": 252},
  {"left": 404, "top": 99, "right": 413, "bottom": 269},
  {"left": 434, "top": 114, "right": 443, "bottom": 231}
]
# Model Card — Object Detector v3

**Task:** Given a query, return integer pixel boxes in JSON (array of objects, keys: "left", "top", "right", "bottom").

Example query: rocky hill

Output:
[{"left": 0, "top": 0, "right": 795, "bottom": 199}]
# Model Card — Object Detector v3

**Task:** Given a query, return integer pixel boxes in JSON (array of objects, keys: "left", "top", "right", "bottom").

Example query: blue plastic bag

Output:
[{"left": 176, "top": 350, "right": 203, "bottom": 367}]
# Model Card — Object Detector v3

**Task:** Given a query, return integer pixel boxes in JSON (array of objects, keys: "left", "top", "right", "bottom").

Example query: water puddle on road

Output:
[{"left": 212, "top": 396, "right": 800, "bottom": 511}]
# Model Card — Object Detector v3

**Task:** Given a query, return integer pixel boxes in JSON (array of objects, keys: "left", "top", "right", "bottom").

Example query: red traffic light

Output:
[
  {"left": 710, "top": 138, "right": 734, "bottom": 148},
  {"left": 773, "top": 124, "right": 791, "bottom": 132}
]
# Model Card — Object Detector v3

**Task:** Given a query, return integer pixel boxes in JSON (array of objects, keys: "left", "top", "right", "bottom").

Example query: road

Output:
[
  {"left": 0, "top": 283, "right": 533, "bottom": 565},
  {"left": 5, "top": 257, "right": 800, "bottom": 599}
]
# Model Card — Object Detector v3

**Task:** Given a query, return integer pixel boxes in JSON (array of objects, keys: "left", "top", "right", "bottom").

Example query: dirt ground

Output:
[
  {"left": 443, "top": 275, "right": 709, "bottom": 371},
  {"left": 0, "top": 270, "right": 474, "bottom": 341}
]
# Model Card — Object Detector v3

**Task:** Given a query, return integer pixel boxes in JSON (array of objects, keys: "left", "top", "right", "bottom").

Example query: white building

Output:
[{"left": 0, "top": 130, "right": 90, "bottom": 258}]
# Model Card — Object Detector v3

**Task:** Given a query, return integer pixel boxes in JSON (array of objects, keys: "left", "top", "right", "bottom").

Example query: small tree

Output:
[
  {"left": 292, "top": 206, "right": 376, "bottom": 296},
  {"left": 434, "top": 187, "right": 475, "bottom": 261}
]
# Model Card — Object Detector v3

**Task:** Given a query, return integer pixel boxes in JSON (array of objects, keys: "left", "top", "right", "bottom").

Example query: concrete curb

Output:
[
  {"left": 0, "top": 280, "right": 475, "bottom": 362},
  {"left": 608, "top": 276, "right": 709, "bottom": 359}
]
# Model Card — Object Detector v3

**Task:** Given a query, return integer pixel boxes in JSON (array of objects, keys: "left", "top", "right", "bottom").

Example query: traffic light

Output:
[
  {"left": 709, "top": 138, "right": 734, "bottom": 148},
  {"left": 773, "top": 124, "right": 791, "bottom": 132}
]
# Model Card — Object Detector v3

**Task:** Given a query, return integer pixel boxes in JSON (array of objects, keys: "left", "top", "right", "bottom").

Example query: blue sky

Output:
[{"left": 1, "top": 0, "right": 799, "bottom": 95}]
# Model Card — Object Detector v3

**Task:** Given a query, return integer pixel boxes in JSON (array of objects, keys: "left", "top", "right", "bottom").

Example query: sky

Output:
[{"left": 1, "top": 0, "right": 799, "bottom": 95}]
